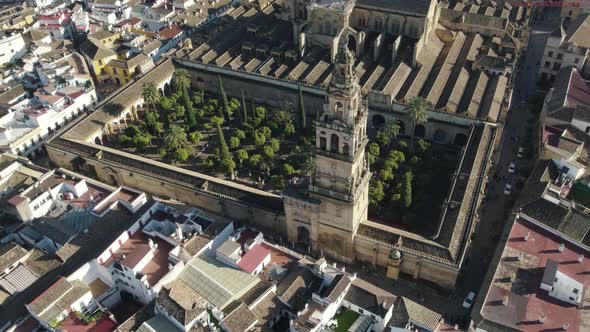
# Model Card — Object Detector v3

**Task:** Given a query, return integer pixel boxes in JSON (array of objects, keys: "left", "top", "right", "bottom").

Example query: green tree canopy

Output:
[
  {"left": 236, "top": 149, "right": 248, "bottom": 166},
  {"left": 172, "top": 148, "right": 189, "bottom": 162},
  {"left": 229, "top": 136, "right": 240, "bottom": 150},
  {"left": 283, "top": 164, "right": 295, "bottom": 176},
  {"left": 164, "top": 125, "right": 189, "bottom": 152},
  {"left": 249, "top": 154, "right": 262, "bottom": 168},
  {"left": 407, "top": 97, "right": 431, "bottom": 152}
]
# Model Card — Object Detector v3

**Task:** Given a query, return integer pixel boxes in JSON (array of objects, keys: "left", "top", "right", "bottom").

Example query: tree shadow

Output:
[{"left": 103, "top": 102, "right": 124, "bottom": 116}]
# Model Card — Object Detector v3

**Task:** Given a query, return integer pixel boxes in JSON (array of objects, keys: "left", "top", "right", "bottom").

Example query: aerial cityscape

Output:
[{"left": 0, "top": 0, "right": 588, "bottom": 331}]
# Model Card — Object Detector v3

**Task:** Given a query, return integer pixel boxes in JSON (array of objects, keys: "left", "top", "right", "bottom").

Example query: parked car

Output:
[
  {"left": 463, "top": 292, "right": 476, "bottom": 309},
  {"left": 517, "top": 146, "right": 525, "bottom": 158},
  {"left": 508, "top": 162, "right": 516, "bottom": 174},
  {"left": 504, "top": 184, "right": 512, "bottom": 195}
]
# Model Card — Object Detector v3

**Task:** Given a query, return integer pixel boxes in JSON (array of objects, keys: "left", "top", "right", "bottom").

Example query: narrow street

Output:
[{"left": 452, "top": 6, "right": 561, "bottom": 319}]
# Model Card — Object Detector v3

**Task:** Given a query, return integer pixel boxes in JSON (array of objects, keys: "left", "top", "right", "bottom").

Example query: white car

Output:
[
  {"left": 517, "top": 146, "right": 525, "bottom": 158},
  {"left": 508, "top": 162, "right": 516, "bottom": 174},
  {"left": 463, "top": 292, "right": 476, "bottom": 309},
  {"left": 504, "top": 184, "right": 512, "bottom": 195}
]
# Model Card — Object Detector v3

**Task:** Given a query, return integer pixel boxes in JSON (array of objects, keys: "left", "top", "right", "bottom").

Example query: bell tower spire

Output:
[{"left": 304, "top": 35, "right": 370, "bottom": 261}]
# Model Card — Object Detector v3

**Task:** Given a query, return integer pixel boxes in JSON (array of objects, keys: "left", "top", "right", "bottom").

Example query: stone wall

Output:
[
  {"left": 175, "top": 59, "right": 327, "bottom": 114},
  {"left": 353, "top": 234, "right": 459, "bottom": 289},
  {"left": 46, "top": 140, "right": 287, "bottom": 237}
]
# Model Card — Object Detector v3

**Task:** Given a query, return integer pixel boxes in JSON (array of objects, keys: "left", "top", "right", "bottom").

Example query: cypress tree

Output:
[
  {"left": 298, "top": 85, "right": 306, "bottom": 130},
  {"left": 250, "top": 99, "right": 256, "bottom": 120},
  {"left": 216, "top": 121, "right": 229, "bottom": 159},
  {"left": 217, "top": 76, "right": 230, "bottom": 121},
  {"left": 182, "top": 87, "right": 197, "bottom": 128},
  {"left": 241, "top": 90, "right": 248, "bottom": 124}
]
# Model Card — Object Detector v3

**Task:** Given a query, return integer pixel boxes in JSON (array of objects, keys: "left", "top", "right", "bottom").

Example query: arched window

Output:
[
  {"left": 343, "top": 143, "right": 349, "bottom": 156},
  {"left": 325, "top": 21, "right": 331, "bottom": 35},
  {"left": 330, "top": 134, "right": 339, "bottom": 153},
  {"left": 335, "top": 101, "right": 343, "bottom": 112},
  {"left": 320, "top": 136, "right": 327, "bottom": 150}
]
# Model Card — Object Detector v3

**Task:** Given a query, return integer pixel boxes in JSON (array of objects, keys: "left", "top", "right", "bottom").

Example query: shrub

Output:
[
  {"left": 172, "top": 148, "right": 189, "bottom": 162},
  {"left": 253, "top": 131, "right": 266, "bottom": 146},
  {"left": 189, "top": 131, "right": 203, "bottom": 144},
  {"left": 261, "top": 126, "right": 272, "bottom": 140},
  {"left": 270, "top": 175, "right": 285, "bottom": 190},
  {"left": 158, "top": 147, "right": 166, "bottom": 157},
  {"left": 369, "top": 180, "right": 385, "bottom": 205},
  {"left": 202, "top": 123, "right": 213, "bottom": 131},
  {"left": 380, "top": 169, "right": 394, "bottom": 182},
  {"left": 236, "top": 149, "right": 248, "bottom": 165},
  {"left": 235, "top": 129, "right": 246, "bottom": 140},
  {"left": 132, "top": 132, "right": 152, "bottom": 150},
  {"left": 249, "top": 154, "right": 263, "bottom": 168},
  {"left": 368, "top": 143, "right": 380, "bottom": 156},
  {"left": 269, "top": 138, "right": 280, "bottom": 152},
  {"left": 229, "top": 136, "right": 240, "bottom": 149},
  {"left": 219, "top": 157, "right": 236, "bottom": 174},
  {"left": 416, "top": 139, "right": 430, "bottom": 154},
  {"left": 263, "top": 145, "right": 275, "bottom": 158},
  {"left": 124, "top": 125, "right": 141, "bottom": 137},
  {"left": 118, "top": 134, "right": 132, "bottom": 146},
  {"left": 282, "top": 164, "right": 295, "bottom": 176}
]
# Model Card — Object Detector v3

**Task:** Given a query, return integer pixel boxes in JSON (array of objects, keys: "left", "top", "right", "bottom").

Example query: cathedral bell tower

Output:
[{"left": 308, "top": 36, "right": 370, "bottom": 262}]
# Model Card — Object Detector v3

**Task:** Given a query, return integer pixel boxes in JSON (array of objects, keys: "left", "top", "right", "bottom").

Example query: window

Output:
[
  {"left": 574, "top": 288, "right": 580, "bottom": 294},
  {"left": 544, "top": 61, "right": 550, "bottom": 68},
  {"left": 553, "top": 62, "right": 561, "bottom": 71},
  {"left": 574, "top": 58, "right": 579, "bottom": 64},
  {"left": 557, "top": 53, "right": 564, "bottom": 60},
  {"left": 359, "top": 309, "right": 364, "bottom": 314},
  {"left": 585, "top": 126, "right": 590, "bottom": 133},
  {"left": 548, "top": 51, "right": 553, "bottom": 57}
]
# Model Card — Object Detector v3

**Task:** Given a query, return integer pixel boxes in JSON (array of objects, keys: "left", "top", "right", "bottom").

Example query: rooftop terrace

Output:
[{"left": 479, "top": 216, "right": 590, "bottom": 332}]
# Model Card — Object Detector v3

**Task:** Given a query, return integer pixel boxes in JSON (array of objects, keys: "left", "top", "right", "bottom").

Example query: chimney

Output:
[
  {"left": 502, "top": 295, "right": 509, "bottom": 306},
  {"left": 524, "top": 232, "right": 530, "bottom": 241},
  {"left": 578, "top": 255, "right": 584, "bottom": 263},
  {"left": 539, "top": 314, "right": 546, "bottom": 324},
  {"left": 563, "top": 323, "right": 570, "bottom": 330},
  {"left": 558, "top": 243, "right": 565, "bottom": 252},
  {"left": 517, "top": 253, "right": 524, "bottom": 261}
]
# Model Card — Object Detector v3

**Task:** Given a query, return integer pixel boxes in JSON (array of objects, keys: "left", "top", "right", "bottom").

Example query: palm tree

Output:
[
  {"left": 301, "top": 156, "right": 315, "bottom": 177},
  {"left": 142, "top": 82, "right": 160, "bottom": 132},
  {"left": 164, "top": 125, "right": 189, "bottom": 152},
  {"left": 141, "top": 82, "right": 160, "bottom": 111},
  {"left": 172, "top": 69, "right": 191, "bottom": 93},
  {"left": 407, "top": 97, "right": 431, "bottom": 152},
  {"left": 383, "top": 119, "right": 400, "bottom": 150}
]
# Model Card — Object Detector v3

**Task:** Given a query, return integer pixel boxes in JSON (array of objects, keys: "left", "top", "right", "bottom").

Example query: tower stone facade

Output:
[{"left": 284, "top": 38, "right": 370, "bottom": 262}]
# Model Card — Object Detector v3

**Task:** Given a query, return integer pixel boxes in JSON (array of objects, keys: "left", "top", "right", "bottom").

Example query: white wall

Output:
[{"left": 0, "top": 33, "right": 27, "bottom": 66}]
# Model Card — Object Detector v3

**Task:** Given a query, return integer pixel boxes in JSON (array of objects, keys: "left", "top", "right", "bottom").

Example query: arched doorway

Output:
[
  {"left": 94, "top": 137, "right": 102, "bottom": 145},
  {"left": 454, "top": 133, "right": 468, "bottom": 145},
  {"left": 372, "top": 114, "right": 385, "bottom": 128},
  {"left": 297, "top": 226, "right": 310, "bottom": 245},
  {"left": 414, "top": 125, "right": 426, "bottom": 138},
  {"left": 433, "top": 129, "right": 447, "bottom": 143}
]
